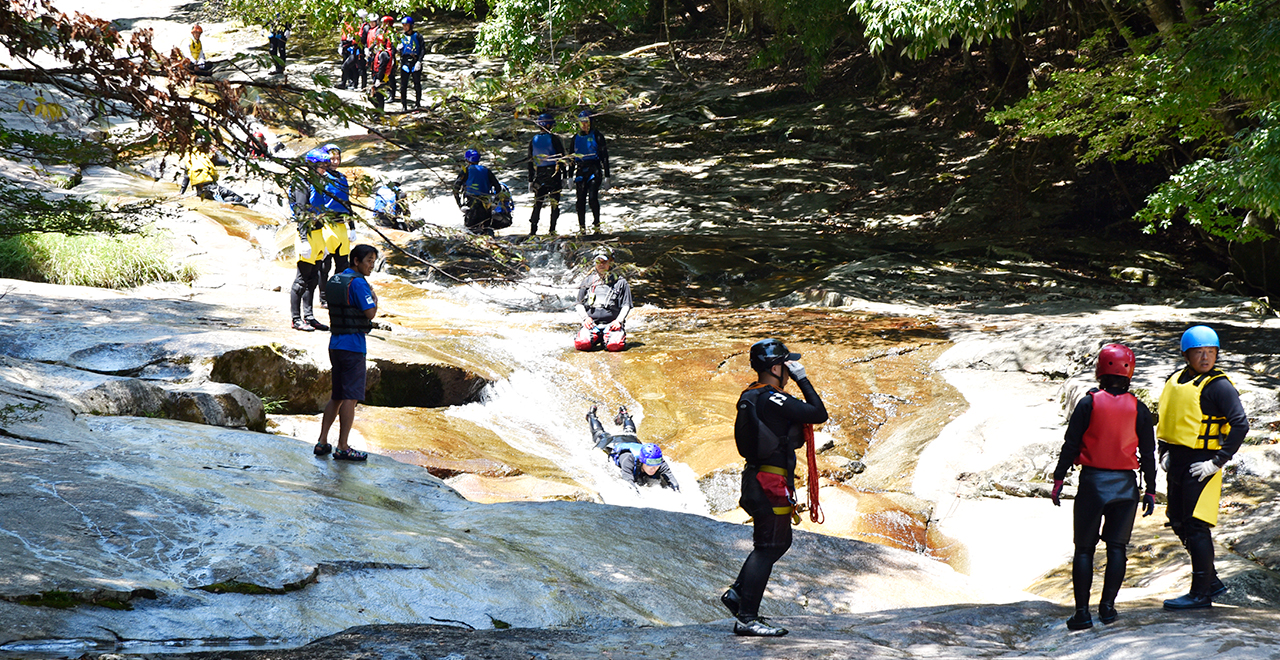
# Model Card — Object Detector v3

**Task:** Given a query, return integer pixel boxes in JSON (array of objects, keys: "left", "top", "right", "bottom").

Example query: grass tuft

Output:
[{"left": 0, "top": 230, "right": 198, "bottom": 288}]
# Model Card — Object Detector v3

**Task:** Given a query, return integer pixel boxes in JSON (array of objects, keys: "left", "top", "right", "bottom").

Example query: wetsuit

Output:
[
  {"left": 398, "top": 29, "right": 424, "bottom": 109},
  {"left": 368, "top": 47, "right": 394, "bottom": 110},
  {"left": 1157, "top": 367, "right": 1247, "bottom": 597},
  {"left": 527, "top": 131, "right": 566, "bottom": 234},
  {"left": 267, "top": 17, "right": 289, "bottom": 73},
  {"left": 452, "top": 164, "right": 501, "bottom": 234},
  {"left": 731, "top": 377, "right": 827, "bottom": 621},
  {"left": 569, "top": 128, "right": 610, "bottom": 230},
  {"left": 339, "top": 23, "right": 365, "bottom": 89},
  {"left": 289, "top": 176, "right": 325, "bottom": 325},
  {"left": 587, "top": 411, "right": 679, "bottom": 491},
  {"left": 576, "top": 271, "right": 632, "bottom": 325},
  {"left": 1054, "top": 386, "right": 1156, "bottom": 617}
]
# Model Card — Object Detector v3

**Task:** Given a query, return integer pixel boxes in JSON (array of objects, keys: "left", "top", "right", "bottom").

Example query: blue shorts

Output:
[{"left": 329, "top": 348, "right": 366, "bottom": 402}]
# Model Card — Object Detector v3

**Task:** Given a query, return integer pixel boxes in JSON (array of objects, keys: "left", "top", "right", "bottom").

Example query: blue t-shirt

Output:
[{"left": 329, "top": 270, "right": 376, "bottom": 353}]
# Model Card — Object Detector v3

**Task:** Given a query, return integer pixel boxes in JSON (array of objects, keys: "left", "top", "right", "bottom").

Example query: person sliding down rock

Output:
[
  {"left": 574, "top": 246, "right": 631, "bottom": 351},
  {"left": 587, "top": 405, "right": 679, "bottom": 491},
  {"left": 722, "top": 338, "right": 828, "bottom": 638},
  {"left": 1157, "top": 325, "right": 1247, "bottom": 611},
  {"left": 1051, "top": 343, "right": 1156, "bottom": 631}
]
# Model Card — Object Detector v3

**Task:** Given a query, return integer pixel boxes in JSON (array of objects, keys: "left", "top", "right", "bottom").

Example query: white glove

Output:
[
  {"left": 602, "top": 176, "right": 612, "bottom": 190},
  {"left": 528, "top": 181, "right": 535, "bottom": 194},
  {"left": 1189, "top": 460, "right": 1221, "bottom": 482},
  {"left": 786, "top": 361, "right": 807, "bottom": 381},
  {"left": 413, "top": 61, "right": 422, "bottom": 72},
  {"left": 1160, "top": 452, "right": 1169, "bottom": 472}
]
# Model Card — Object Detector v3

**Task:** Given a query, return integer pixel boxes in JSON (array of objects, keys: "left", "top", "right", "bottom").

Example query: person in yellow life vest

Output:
[
  {"left": 1157, "top": 325, "right": 1248, "bottom": 610},
  {"left": 188, "top": 24, "right": 212, "bottom": 76},
  {"left": 1051, "top": 344, "right": 1156, "bottom": 631},
  {"left": 178, "top": 138, "right": 243, "bottom": 205}
]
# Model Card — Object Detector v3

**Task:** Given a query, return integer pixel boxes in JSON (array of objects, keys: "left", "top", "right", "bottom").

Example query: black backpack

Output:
[{"left": 735, "top": 387, "right": 781, "bottom": 463}]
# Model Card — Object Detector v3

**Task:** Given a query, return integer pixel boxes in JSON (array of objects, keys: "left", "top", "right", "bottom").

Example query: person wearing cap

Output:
[
  {"left": 574, "top": 246, "right": 632, "bottom": 351},
  {"left": 722, "top": 338, "right": 828, "bottom": 637},
  {"left": 188, "top": 24, "right": 212, "bottom": 75},
  {"left": 266, "top": 13, "right": 290, "bottom": 75},
  {"left": 567, "top": 109, "right": 611, "bottom": 232},
  {"left": 1050, "top": 344, "right": 1157, "bottom": 630},
  {"left": 397, "top": 16, "right": 425, "bottom": 110},
  {"left": 586, "top": 405, "right": 679, "bottom": 491},
  {"left": 1157, "top": 325, "right": 1248, "bottom": 610},
  {"left": 526, "top": 112, "right": 566, "bottom": 236}
]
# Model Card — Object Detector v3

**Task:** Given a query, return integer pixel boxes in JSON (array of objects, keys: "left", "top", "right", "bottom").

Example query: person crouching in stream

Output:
[
  {"left": 313, "top": 244, "right": 379, "bottom": 462},
  {"left": 1051, "top": 343, "right": 1156, "bottom": 630}
]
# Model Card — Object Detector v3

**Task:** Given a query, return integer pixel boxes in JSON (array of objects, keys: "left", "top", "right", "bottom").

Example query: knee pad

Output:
[
  {"left": 574, "top": 327, "right": 596, "bottom": 351},
  {"left": 604, "top": 327, "right": 626, "bottom": 352}
]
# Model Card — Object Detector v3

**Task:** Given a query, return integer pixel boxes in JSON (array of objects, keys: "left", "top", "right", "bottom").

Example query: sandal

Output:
[
  {"left": 333, "top": 448, "right": 368, "bottom": 462},
  {"left": 313, "top": 442, "right": 332, "bottom": 457}
]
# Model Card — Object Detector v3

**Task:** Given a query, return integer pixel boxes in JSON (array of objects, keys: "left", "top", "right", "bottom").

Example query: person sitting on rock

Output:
[
  {"left": 574, "top": 246, "right": 631, "bottom": 351},
  {"left": 187, "top": 24, "right": 213, "bottom": 76},
  {"left": 452, "top": 149, "right": 502, "bottom": 235},
  {"left": 179, "top": 135, "right": 244, "bottom": 205},
  {"left": 372, "top": 179, "right": 409, "bottom": 230},
  {"left": 587, "top": 405, "right": 679, "bottom": 491},
  {"left": 1051, "top": 343, "right": 1156, "bottom": 631}
]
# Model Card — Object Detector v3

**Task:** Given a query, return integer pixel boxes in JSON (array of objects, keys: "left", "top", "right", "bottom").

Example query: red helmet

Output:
[
  {"left": 1095, "top": 343, "right": 1135, "bottom": 379},
  {"left": 191, "top": 24, "right": 203, "bottom": 34},
  {"left": 381, "top": 15, "right": 394, "bottom": 23}
]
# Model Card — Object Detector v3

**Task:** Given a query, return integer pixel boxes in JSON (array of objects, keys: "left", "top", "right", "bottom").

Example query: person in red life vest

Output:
[
  {"left": 367, "top": 36, "right": 395, "bottom": 111},
  {"left": 1051, "top": 344, "right": 1156, "bottom": 630},
  {"left": 1156, "top": 325, "right": 1247, "bottom": 610},
  {"left": 721, "top": 338, "right": 828, "bottom": 638},
  {"left": 574, "top": 246, "right": 631, "bottom": 351}
]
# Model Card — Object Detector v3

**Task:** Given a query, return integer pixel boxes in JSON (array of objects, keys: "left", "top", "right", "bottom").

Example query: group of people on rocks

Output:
[{"left": 334, "top": 12, "right": 425, "bottom": 112}]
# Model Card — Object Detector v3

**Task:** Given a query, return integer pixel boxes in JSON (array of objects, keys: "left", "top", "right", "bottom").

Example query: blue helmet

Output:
[
  {"left": 401, "top": 15, "right": 414, "bottom": 25},
  {"left": 577, "top": 109, "right": 593, "bottom": 121},
  {"left": 463, "top": 149, "right": 480, "bottom": 163},
  {"left": 1181, "top": 325, "right": 1220, "bottom": 352},
  {"left": 304, "top": 147, "right": 331, "bottom": 164},
  {"left": 536, "top": 113, "right": 554, "bottom": 130},
  {"left": 639, "top": 443, "right": 663, "bottom": 466}
]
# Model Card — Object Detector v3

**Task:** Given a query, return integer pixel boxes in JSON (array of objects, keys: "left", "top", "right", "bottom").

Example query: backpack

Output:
[{"left": 735, "top": 387, "right": 781, "bottom": 463}]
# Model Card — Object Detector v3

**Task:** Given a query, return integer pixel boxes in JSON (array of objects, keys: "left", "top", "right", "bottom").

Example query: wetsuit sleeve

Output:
[
  {"left": 616, "top": 452, "right": 638, "bottom": 482},
  {"left": 762, "top": 379, "right": 828, "bottom": 428},
  {"left": 1203, "top": 377, "right": 1249, "bottom": 466},
  {"left": 597, "top": 130, "right": 610, "bottom": 178},
  {"left": 487, "top": 169, "right": 500, "bottom": 195},
  {"left": 553, "top": 134, "right": 566, "bottom": 157},
  {"left": 527, "top": 139, "right": 534, "bottom": 181},
  {"left": 576, "top": 274, "right": 591, "bottom": 309},
  {"left": 1054, "top": 393, "right": 1093, "bottom": 481},
  {"left": 1136, "top": 399, "right": 1156, "bottom": 494},
  {"left": 658, "top": 463, "right": 679, "bottom": 491}
]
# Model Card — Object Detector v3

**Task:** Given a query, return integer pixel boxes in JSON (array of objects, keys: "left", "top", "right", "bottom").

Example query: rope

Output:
[{"left": 804, "top": 423, "right": 823, "bottom": 524}]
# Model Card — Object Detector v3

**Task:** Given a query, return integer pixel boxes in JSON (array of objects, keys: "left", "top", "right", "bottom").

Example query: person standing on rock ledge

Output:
[
  {"left": 1051, "top": 343, "right": 1156, "bottom": 630},
  {"left": 314, "top": 243, "right": 380, "bottom": 462},
  {"left": 722, "top": 338, "right": 828, "bottom": 637},
  {"left": 1157, "top": 325, "right": 1248, "bottom": 610}
]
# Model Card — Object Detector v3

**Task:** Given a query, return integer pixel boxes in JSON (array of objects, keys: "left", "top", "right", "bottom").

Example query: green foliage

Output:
[
  {"left": 751, "top": 0, "right": 862, "bottom": 85},
  {"left": 0, "top": 231, "right": 198, "bottom": 288},
  {"left": 852, "top": 0, "right": 1027, "bottom": 59},
  {"left": 475, "top": 0, "right": 649, "bottom": 72},
  {"left": 992, "top": 2, "right": 1280, "bottom": 240}
]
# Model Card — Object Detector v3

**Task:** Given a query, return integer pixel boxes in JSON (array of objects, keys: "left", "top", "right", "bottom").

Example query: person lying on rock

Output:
[
  {"left": 314, "top": 243, "right": 380, "bottom": 462},
  {"left": 573, "top": 246, "right": 631, "bottom": 351},
  {"left": 1157, "top": 325, "right": 1247, "bottom": 611},
  {"left": 587, "top": 405, "right": 679, "bottom": 491},
  {"left": 1051, "top": 343, "right": 1156, "bottom": 631}
]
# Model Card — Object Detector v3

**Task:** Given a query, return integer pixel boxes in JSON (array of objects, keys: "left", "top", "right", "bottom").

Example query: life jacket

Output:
[
  {"left": 359, "top": 22, "right": 372, "bottom": 47},
  {"left": 1157, "top": 368, "right": 1232, "bottom": 450},
  {"left": 325, "top": 271, "right": 373, "bottom": 335},
  {"left": 609, "top": 442, "right": 643, "bottom": 466},
  {"left": 185, "top": 152, "right": 217, "bottom": 187},
  {"left": 1078, "top": 390, "right": 1140, "bottom": 470},
  {"left": 573, "top": 132, "right": 600, "bottom": 161},
  {"left": 373, "top": 186, "right": 397, "bottom": 213},
  {"left": 308, "top": 170, "right": 350, "bottom": 214},
  {"left": 464, "top": 164, "right": 495, "bottom": 197},
  {"left": 583, "top": 271, "right": 620, "bottom": 313},
  {"left": 399, "top": 31, "right": 424, "bottom": 67},
  {"left": 371, "top": 49, "right": 393, "bottom": 81},
  {"left": 189, "top": 38, "right": 204, "bottom": 62},
  {"left": 531, "top": 133, "right": 559, "bottom": 167},
  {"left": 269, "top": 17, "right": 289, "bottom": 40},
  {"left": 365, "top": 26, "right": 380, "bottom": 49}
]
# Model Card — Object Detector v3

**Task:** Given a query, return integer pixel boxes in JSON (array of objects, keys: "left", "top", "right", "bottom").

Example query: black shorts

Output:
[
  {"left": 1073, "top": 466, "right": 1139, "bottom": 548},
  {"left": 329, "top": 348, "right": 367, "bottom": 402}
]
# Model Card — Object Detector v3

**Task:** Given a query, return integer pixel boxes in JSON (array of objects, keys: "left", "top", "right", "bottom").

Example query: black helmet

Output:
[{"left": 749, "top": 339, "right": 799, "bottom": 373}]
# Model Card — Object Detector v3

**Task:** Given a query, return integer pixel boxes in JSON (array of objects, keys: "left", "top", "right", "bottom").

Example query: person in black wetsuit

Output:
[
  {"left": 586, "top": 405, "right": 679, "bottom": 491},
  {"left": 1051, "top": 343, "right": 1156, "bottom": 630},
  {"left": 1157, "top": 325, "right": 1248, "bottom": 610},
  {"left": 527, "top": 113, "right": 566, "bottom": 235},
  {"left": 721, "top": 338, "right": 828, "bottom": 637},
  {"left": 567, "top": 109, "right": 610, "bottom": 232}
]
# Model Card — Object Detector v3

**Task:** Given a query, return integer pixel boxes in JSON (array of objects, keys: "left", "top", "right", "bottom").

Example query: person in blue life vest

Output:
[
  {"left": 574, "top": 246, "right": 632, "bottom": 351},
  {"left": 287, "top": 149, "right": 336, "bottom": 332},
  {"left": 586, "top": 405, "right": 680, "bottom": 491},
  {"left": 307, "top": 144, "right": 353, "bottom": 309},
  {"left": 1157, "top": 325, "right": 1248, "bottom": 610},
  {"left": 722, "top": 338, "right": 828, "bottom": 637},
  {"left": 452, "top": 149, "right": 502, "bottom": 235},
  {"left": 527, "top": 113, "right": 566, "bottom": 236},
  {"left": 313, "top": 243, "right": 380, "bottom": 462},
  {"left": 266, "top": 14, "right": 290, "bottom": 75},
  {"left": 566, "top": 109, "right": 611, "bottom": 232},
  {"left": 398, "top": 16, "right": 425, "bottom": 110},
  {"left": 372, "top": 179, "right": 408, "bottom": 230},
  {"left": 1051, "top": 343, "right": 1157, "bottom": 630}
]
